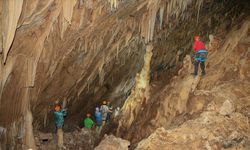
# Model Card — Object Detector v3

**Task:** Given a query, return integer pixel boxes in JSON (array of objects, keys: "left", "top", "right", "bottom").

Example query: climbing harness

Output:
[{"left": 194, "top": 50, "right": 208, "bottom": 62}]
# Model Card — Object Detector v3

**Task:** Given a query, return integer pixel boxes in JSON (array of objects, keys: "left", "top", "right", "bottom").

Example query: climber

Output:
[
  {"left": 83, "top": 113, "right": 94, "bottom": 129},
  {"left": 54, "top": 104, "right": 67, "bottom": 149},
  {"left": 106, "top": 105, "right": 113, "bottom": 124},
  {"left": 95, "top": 107, "right": 103, "bottom": 134},
  {"left": 100, "top": 101, "right": 109, "bottom": 126},
  {"left": 192, "top": 36, "right": 208, "bottom": 76}
]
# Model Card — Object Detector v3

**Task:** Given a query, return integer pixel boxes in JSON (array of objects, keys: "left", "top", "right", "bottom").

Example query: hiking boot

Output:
[
  {"left": 191, "top": 73, "right": 198, "bottom": 77},
  {"left": 201, "top": 72, "right": 206, "bottom": 76}
]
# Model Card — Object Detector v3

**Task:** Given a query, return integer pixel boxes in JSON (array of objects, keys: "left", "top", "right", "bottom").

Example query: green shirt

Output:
[{"left": 83, "top": 118, "right": 94, "bottom": 129}]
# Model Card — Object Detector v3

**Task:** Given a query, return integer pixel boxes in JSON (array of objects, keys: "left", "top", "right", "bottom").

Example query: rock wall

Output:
[
  {"left": 133, "top": 15, "right": 250, "bottom": 150},
  {"left": 0, "top": 0, "right": 204, "bottom": 122},
  {"left": 135, "top": 19, "right": 250, "bottom": 149},
  {"left": 0, "top": 0, "right": 208, "bottom": 148},
  {"left": 0, "top": 0, "right": 249, "bottom": 149}
]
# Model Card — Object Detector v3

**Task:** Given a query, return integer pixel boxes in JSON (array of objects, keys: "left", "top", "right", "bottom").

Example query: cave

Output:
[{"left": 0, "top": 0, "right": 250, "bottom": 149}]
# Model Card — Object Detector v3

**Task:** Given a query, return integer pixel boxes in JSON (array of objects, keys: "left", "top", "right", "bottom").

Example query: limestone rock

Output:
[
  {"left": 38, "top": 133, "right": 53, "bottom": 141},
  {"left": 94, "top": 135, "right": 130, "bottom": 150},
  {"left": 135, "top": 112, "right": 249, "bottom": 150},
  {"left": 219, "top": 100, "right": 235, "bottom": 116}
]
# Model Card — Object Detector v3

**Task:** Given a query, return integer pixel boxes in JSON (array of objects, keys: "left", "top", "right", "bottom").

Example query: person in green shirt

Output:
[{"left": 83, "top": 113, "right": 94, "bottom": 129}]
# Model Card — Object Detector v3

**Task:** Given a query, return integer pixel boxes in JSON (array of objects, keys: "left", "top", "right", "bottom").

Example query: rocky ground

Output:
[{"left": 33, "top": 128, "right": 98, "bottom": 150}]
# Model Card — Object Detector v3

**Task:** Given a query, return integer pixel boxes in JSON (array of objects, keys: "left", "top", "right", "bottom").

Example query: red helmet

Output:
[{"left": 195, "top": 36, "right": 200, "bottom": 41}]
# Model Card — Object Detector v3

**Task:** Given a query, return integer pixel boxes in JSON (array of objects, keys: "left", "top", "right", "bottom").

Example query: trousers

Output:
[{"left": 194, "top": 61, "right": 205, "bottom": 75}]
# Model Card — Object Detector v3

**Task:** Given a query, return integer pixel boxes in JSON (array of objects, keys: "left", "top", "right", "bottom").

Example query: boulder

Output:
[{"left": 219, "top": 100, "right": 235, "bottom": 116}]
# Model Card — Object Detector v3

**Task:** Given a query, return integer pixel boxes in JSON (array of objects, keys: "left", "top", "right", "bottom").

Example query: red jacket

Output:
[{"left": 193, "top": 41, "right": 206, "bottom": 52}]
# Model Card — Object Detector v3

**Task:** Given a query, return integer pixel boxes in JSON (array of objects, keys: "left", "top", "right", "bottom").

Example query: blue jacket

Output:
[
  {"left": 54, "top": 109, "right": 67, "bottom": 128},
  {"left": 95, "top": 111, "right": 102, "bottom": 125}
]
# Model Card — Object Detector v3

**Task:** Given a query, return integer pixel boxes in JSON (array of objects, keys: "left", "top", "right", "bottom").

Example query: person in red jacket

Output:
[{"left": 192, "top": 36, "right": 207, "bottom": 76}]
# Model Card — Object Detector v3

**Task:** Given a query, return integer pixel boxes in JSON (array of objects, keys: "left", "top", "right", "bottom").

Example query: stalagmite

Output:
[
  {"left": 24, "top": 110, "right": 37, "bottom": 150},
  {"left": 2, "top": 0, "right": 23, "bottom": 63},
  {"left": 117, "top": 44, "right": 153, "bottom": 134},
  {"left": 57, "top": 128, "right": 64, "bottom": 149}
]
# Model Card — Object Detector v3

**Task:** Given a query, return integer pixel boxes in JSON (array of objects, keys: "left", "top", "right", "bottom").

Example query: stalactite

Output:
[
  {"left": 62, "top": 0, "right": 77, "bottom": 24},
  {"left": 60, "top": 0, "right": 77, "bottom": 38},
  {"left": 163, "top": 0, "right": 195, "bottom": 29},
  {"left": 140, "top": 0, "right": 161, "bottom": 43},
  {"left": 196, "top": 0, "right": 204, "bottom": 24},
  {"left": 0, "top": 57, "right": 15, "bottom": 99},
  {"left": 98, "top": 57, "right": 105, "bottom": 86},
  {"left": 21, "top": 0, "right": 53, "bottom": 26},
  {"left": 159, "top": 5, "right": 165, "bottom": 30},
  {"left": 109, "top": 0, "right": 118, "bottom": 11},
  {"left": 84, "top": 38, "right": 88, "bottom": 53},
  {"left": 116, "top": 46, "right": 119, "bottom": 61},
  {"left": 26, "top": 58, "right": 35, "bottom": 87},
  {"left": 2, "top": 0, "right": 23, "bottom": 63},
  {"left": 125, "top": 32, "right": 132, "bottom": 46}
]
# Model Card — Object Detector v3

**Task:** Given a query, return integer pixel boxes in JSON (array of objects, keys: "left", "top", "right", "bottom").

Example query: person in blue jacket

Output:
[
  {"left": 95, "top": 107, "right": 102, "bottom": 135},
  {"left": 54, "top": 104, "right": 67, "bottom": 149},
  {"left": 54, "top": 105, "right": 67, "bottom": 129}
]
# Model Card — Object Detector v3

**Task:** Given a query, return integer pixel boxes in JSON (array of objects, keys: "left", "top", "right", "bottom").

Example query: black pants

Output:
[{"left": 194, "top": 61, "right": 205, "bottom": 75}]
